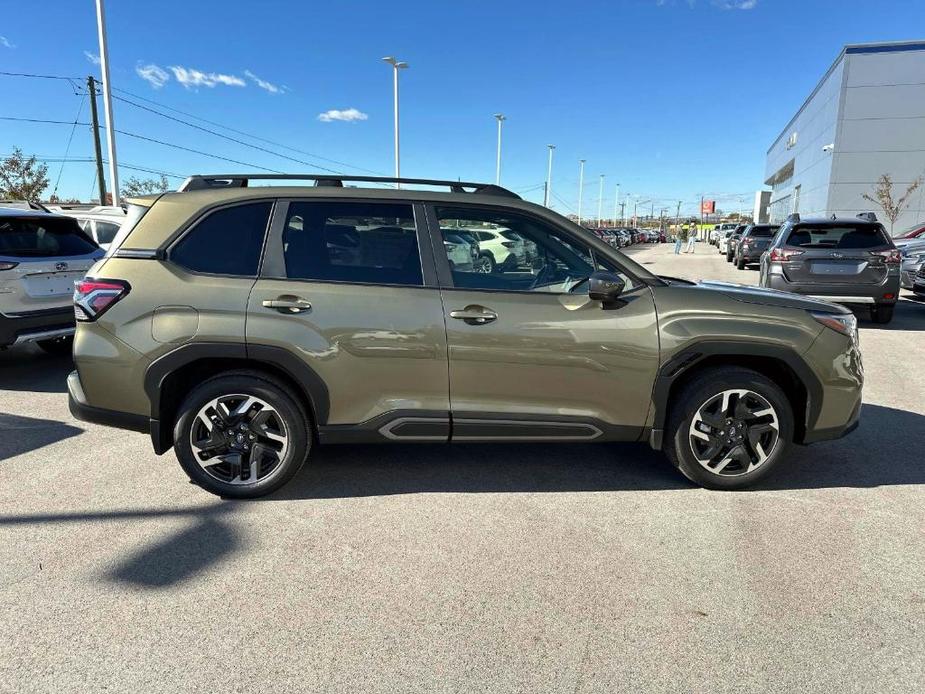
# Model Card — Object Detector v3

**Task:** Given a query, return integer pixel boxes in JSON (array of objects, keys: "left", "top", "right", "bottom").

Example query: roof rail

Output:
[
  {"left": 177, "top": 174, "right": 521, "bottom": 199},
  {"left": 856, "top": 211, "right": 878, "bottom": 222}
]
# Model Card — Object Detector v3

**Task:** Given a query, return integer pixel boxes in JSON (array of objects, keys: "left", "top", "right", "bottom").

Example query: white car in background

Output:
[
  {"left": 47, "top": 205, "right": 126, "bottom": 251},
  {"left": 469, "top": 228, "right": 526, "bottom": 272}
]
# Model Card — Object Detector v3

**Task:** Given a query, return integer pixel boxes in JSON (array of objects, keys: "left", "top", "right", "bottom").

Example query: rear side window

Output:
[
  {"left": 171, "top": 202, "right": 272, "bottom": 276},
  {"left": 93, "top": 221, "right": 121, "bottom": 244},
  {"left": 786, "top": 224, "right": 890, "bottom": 249},
  {"left": 282, "top": 201, "right": 422, "bottom": 286},
  {"left": 0, "top": 216, "right": 98, "bottom": 257}
]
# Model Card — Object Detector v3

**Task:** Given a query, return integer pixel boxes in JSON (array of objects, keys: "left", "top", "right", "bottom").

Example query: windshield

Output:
[
  {"left": 0, "top": 216, "right": 98, "bottom": 257},
  {"left": 786, "top": 224, "right": 891, "bottom": 249}
]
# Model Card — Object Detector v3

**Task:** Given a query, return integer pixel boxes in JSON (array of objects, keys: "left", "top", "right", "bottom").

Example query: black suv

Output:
[
  {"left": 759, "top": 213, "right": 900, "bottom": 323},
  {"left": 734, "top": 224, "right": 780, "bottom": 270}
]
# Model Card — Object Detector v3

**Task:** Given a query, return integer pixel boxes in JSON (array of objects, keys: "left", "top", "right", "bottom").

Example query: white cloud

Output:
[
  {"left": 244, "top": 70, "right": 283, "bottom": 94},
  {"left": 136, "top": 63, "right": 170, "bottom": 89},
  {"left": 714, "top": 0, "right": 757, "bottom": 8},
  {"left": 317, "top": 108, "right": 369, "bottom": 123},
  {"left": 84, "top": 50, "right": 101, "bottom": 65},
  {"left": 170, "top": 65, "right": 246, "bottom": 89},
  {"left": 0, "top": 36, "right": 14, "bottom": 49}
]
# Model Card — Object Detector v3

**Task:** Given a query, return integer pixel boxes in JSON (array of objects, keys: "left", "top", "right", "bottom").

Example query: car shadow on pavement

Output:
[
  {"left": 0, "top": 412, "right": 83, "bottom": 461},
  {"left": 856, "top": 296, "right": 925, "bottom": 331},
  {"left": 266, "top": 403, "right": 924, "bottom": 500},
  {"left": 0, "top": 504, "right": 240, "bottom": 590},
  {"left": 0, "top": 348, "right": 72, "bottom": 394}
]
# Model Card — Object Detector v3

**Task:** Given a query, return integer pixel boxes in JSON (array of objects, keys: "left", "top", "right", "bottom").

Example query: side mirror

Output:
[{"left": 588, "top": 271, "right": 626, "bottom": 309}]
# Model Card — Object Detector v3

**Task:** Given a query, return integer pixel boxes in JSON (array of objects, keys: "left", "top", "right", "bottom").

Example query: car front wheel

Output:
[
  {"left": 665, "top": 367, "right": 793, "bottom": 490},
  {"left": 173, "top": 372, "right": 310, "bottom": 498}
]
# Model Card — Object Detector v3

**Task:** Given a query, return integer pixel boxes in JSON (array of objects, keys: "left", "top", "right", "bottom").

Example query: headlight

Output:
[{"left": 810, "top": 310, "right": 858, "bottom": 343}]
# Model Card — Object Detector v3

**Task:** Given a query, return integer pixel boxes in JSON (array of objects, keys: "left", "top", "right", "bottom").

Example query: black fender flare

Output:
[{"left": 648, "top": 340, "right": 823, "bottom": 449}]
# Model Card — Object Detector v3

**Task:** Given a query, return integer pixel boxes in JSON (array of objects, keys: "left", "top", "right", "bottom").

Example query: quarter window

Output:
[
  {"left": 171, "top": 202, "right": 272, "bottom": 276},
  {"left": 283, "top": 202, "right": 422, "bottom": 286}
]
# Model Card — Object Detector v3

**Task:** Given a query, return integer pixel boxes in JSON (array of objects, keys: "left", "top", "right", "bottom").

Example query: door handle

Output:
[
  {"left": 449, "top": 306, "right": 498, "bottom": 325},
  {"left": 262, "top": 296, "right": 312, "bottom": 314}
]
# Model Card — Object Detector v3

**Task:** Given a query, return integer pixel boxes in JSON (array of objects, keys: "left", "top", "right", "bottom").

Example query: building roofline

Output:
[{"left": 767, "top": 39, "right": 925, "bottom": 154}]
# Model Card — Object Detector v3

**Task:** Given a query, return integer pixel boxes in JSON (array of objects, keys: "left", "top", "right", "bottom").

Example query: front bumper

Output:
[{"left": 0, "top": 307, "right": 75, "bottom": 348}]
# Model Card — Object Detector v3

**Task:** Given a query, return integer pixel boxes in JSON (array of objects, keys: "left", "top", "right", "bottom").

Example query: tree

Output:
[
  {"left": 0, "top": 148, "right": 50, "bottom": 201},
  {"left": 862, "top": 173, "right": 923, "bottom": 234},
  {"left": 121, "top": 174, "right": 169, "bottom": 197}
]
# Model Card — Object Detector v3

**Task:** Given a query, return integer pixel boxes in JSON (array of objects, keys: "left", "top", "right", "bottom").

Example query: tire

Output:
[
  {"left": 37, "top": 335, "right": 73, "bottom": 357},
  {"left": 478, "top": 252, "right": 495, "bottom": 273},
  {"left": 173, "top": 371, "right": 310, "bottom": 499},
  {"left": 871, "top": 304, "right": 894, "bottom": 324},
  {"left": 664, "top": 367, "right": 794, "bottom": 490},
  {"left": 726, "top": 249, "right": 734, "bottom": 263},
  {"left": 736, "top": 254, "right": 746, "bottom": 270}
]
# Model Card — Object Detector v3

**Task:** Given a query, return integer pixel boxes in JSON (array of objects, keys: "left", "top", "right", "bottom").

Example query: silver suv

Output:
[{"left": 0, "top": 207, "right": 103, "bottom": 353}]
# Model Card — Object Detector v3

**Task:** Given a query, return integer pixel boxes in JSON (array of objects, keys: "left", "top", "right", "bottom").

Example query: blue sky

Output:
[{"left": 2, "top": 0, "right": 924, "bottom": 215}]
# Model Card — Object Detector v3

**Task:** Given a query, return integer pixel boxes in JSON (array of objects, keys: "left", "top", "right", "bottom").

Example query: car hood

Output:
[{"left": 696, "top": 280, "right": 852, "bottom": 314}]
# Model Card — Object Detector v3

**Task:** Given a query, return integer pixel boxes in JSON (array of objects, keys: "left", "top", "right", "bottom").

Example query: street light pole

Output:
[
  {"left": 544, "top": 144, "right": 555, "bottom": 207},
  {"left": 382, "top": 56, "right": 408, "bottom": 188},
  {"left": 95, "top": 0, "right": 119, "bottom": 205},
  {"left": 577, "top": 159, "right": 585, "bottom": 225},
  {"left": 494, "top": 113, "right": 506, "bottom": 185},
  {"left": 597, "top": 174, "right": 605, "bottom": 227}
]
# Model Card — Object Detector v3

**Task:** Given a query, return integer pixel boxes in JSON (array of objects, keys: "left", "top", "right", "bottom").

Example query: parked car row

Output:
[
  {"left": 1, "top": 201, "right": 125, "bottom": 352},
  {"left": 589, "top": 227, "right": 665, "bottom": 248}
]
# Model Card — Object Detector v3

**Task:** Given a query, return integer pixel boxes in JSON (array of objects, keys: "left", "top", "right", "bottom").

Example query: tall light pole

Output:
[
  {"left": 544, "top": 144, "right": 555, "bottom": 207},
  {"left": 493, "top": 113, "right": 506, "bottom": 185},
  {"left": 577, "top": 159, "right": 586, "bottom": 225},
  {"left": 95, "top": 0, "right": 119, "bottom": 205},
  {"left": 597, "top": 174, "right": 605, "bottom": 227},
  {"left": 613, "top": 183, "right": 620, "bottom": 226},
  {"left": 382, "top": 56, "right": 408, "bottom": 188}
]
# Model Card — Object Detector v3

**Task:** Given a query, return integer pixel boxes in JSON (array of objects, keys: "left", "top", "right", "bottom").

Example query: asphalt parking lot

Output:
[{"left": 1, "top": 241, "right": 923, "bottom": 693}]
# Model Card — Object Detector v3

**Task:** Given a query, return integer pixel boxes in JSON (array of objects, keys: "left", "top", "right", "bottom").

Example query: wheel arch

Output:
[
  {"left": 144, "top": 342, "right": 329, "bottom": 454},
  {"left": 649, "top": 341, "right": 821, "bottom": 449}
]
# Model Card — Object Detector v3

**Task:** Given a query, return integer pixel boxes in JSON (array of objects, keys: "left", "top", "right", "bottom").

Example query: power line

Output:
[
  {"left": 52, "top": 95, "right": 87, "bottom": 197},
  {"left": 1, "top": 154, "right": 187, "bottom": 180}
]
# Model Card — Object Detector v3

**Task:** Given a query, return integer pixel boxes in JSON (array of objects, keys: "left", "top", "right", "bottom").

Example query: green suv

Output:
[{"left": 68, "top": 175, "right": 863, "bottom": 497}]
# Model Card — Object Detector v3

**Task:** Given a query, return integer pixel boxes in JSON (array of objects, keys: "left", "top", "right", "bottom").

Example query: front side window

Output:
[
  {"left": 171, "top": 201, "right": 272, "bottom": 276},
  {"left": 435, "top": 207, "right": 605, "bottom": 293},
  {"left": 283, "top": 201, "right": 422, "bottom": 286}
]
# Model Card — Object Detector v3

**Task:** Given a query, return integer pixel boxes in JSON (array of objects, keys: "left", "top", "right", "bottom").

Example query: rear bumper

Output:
[
  {"left": 0, "top": 307, "right": 75, "bottom": 348},
  {"left": 67, "top": 370, "right": 148, "bottom": 433},
  {"left": 765, "top": 272, "right": 900, "bottom": 306}
]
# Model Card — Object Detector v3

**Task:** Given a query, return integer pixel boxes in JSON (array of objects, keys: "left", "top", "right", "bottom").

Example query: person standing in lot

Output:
[
  {"left": 686, "top": 224, "right": 697, "bottom": 253},
  {"left": 674, "top": 226, "right": 685, "bottom": 254}
]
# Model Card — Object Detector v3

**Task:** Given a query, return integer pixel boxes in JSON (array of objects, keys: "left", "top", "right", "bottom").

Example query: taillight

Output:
[
  {"left": 769, "top": 248, "right": 804, "bottom": 262},
  {"left": 871, "top": 248, "right": 902, "bottom": 265},
  {"left": 0, "top": 261, "right": 19, "bottom": 270},
  {"left": 73, "top": 278, "right": 130, "bottom": 321}
]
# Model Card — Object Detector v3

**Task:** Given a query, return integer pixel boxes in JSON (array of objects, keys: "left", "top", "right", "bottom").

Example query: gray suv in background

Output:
[
  {"left": 759, "top": 213, "right": 900, "bottom": 324},
  {"left": 0, "top": 207, "right": 103, "bottom": 353},
  {"left": 734, "top": 224, "right": 779, "bottom": 269}
]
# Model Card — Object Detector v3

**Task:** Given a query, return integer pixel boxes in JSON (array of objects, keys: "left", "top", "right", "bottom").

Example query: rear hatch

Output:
[
  {"left": 781, "top": 222, "right": 895, "bottom": 285},
  {"left": 0, "top": 214, "right": 102, "bottom": 313}
]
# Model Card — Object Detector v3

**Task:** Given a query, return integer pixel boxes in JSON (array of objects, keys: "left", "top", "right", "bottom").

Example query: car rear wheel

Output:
[
  {"left": 173, "top": 372, "right": 310, "bottom": 498},
  {"left": 37, "top": 335, "right": 74, "bottom": 357},
  {"left": 871, "top": 304, "right": 894, "bottom": 324},
  {"left": 665, "top": 367, "right": 793, "bottom": 490},
  {"left": 736, "top": 254, "right": 746, "bottom": 269}
]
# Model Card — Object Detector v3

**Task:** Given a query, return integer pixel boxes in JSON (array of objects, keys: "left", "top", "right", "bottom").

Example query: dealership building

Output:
[{"left": 764, "top": 40, "right": 925, "bottom": 233}]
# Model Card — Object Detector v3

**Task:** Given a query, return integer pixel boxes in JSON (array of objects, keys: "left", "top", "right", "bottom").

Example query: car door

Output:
[
  {"left": 427, "top": 204, "right": 660, "bottom": 441},
  {"left": 247, "top": 198, "right": 450, "bottom": 440}
]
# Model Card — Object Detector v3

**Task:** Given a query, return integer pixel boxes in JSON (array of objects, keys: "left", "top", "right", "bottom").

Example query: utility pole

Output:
[
  {"left": 613, "top": 183, "right": 620, "bottom": 227},
  {"left": 597, "top": 174, "right": 605, "bottom": 227},
  {"left": 95, "top": 0, "right": 119, "bottom": 205},
  {"left": 87, "top": 76, "right": 107, "bottom": 205},
  {"left": 700, "top": 194, "right": 705, "bottom": 241},
  {"left": 577, "top": 159, "right": 585, "bottom": 225},
  {"left": 675, "top": 200, "right": 682, "bottom": 235},
  {"left": 620, "top": 201, "right": 626, "bottom": 226}
]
